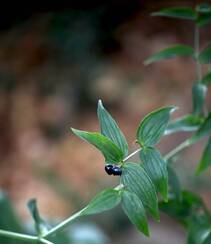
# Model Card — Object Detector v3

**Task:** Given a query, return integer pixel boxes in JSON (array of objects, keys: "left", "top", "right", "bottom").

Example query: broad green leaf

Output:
[
  {"left": 140, "top": 148, "right": 168, "bottom": 201},
  {"left": 27, "top": 199, "right": 48, "bottom": 236},
  {"left": 82, "top": 189, "right": 121, "bottom": 215},
  {"left": 196, "top": 3, "right": 211, "bottom": 13},
  {"left": 202, "top": 72, "right": 211, "bottom": 85},
  {"left": 144, "top": 45, "right": 194, "bottom": 65},
  {"left": 121, "top": 163, "right": 159, "bottom": 220},
  {"left": 167, "top": 164, "right": 182, "bottom": 200},
  {"left": 197, "top": 13, "right": 211, "bottom": 27},
  {"left": 71, "top": 128, "right": 124, "bottom": 163},
  {"left": 97, "top": 100, "right": 128, "bottom": 157},
  {"left": 199, "top": 45, "right": 211, "bottom": 64},
  {"left": 151, "top": 7, "right": 197, "bottom": 20},
  {"left": 187, "top": 217, "right": 211, "bottom": 244},
  {"left": 188, "top": 114, "right": 211, "bottom": 144},
  {"left": 192, "top": 83, "right": 207, "bottom": 115},
  {"left": 165, "top": 114, "right": 203, "bottom": 135},
  {"left": 136, "top": 107, "right": 176, "bottom": 147},
  {"left": 121, "top": 190, "right": 149, "bottom": 236},
  {"left": 197, "top": 136, "right": 211, "bottom": 173}
]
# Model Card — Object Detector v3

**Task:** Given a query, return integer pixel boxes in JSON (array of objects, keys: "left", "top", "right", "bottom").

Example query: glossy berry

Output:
[
  {"left": 112, "top": 166, "right": 122, "bottom": 176},
  {"left": 105, "top": 164, "right": 114, "bottom": 175}
]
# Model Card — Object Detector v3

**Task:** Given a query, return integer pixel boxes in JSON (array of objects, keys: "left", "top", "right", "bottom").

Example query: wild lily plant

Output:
[{"left": 1, "top": 3, "right": 211, "bottom": 244}]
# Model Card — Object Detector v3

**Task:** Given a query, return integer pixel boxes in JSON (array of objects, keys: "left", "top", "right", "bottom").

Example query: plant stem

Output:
[
  {"left": 43, "top": 208, "right": 85, "bottom": 238},
  {"left": 123, "top": 148, "right": 141, "bottom": 162},
  {"left": 0, "top": 229, "right": 38, "bottom": 242},
  {"left": 164, "top": 140, "right": 190, "bottom": 161},
  {"left": 194, "top": 25, "right": 202, "bottom": 81}
]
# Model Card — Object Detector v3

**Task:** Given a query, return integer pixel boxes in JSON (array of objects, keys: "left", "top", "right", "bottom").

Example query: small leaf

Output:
[
  {"left": 140, "top": 148, "right": 168, "bottom": 201},
  {"left": 27, "top": 199, "right": 48, "bottom": 236},
  {"left": 121, "top": 190, "right": 149, "bottom": 236},
  {"left": 192, "top": 83, "right": 207, "bottom": 115},
  {"left": 144, "top": 45, "right": 194, "bottom": 65},
  {"left": 121, "top": 163, "right": 159, "bottom": 220},
  {"left": 165, "top": 114, "right": 203, "bottom": 135},
  {"left": 187, "top": 217, "right": 211, "bottom": 244},
  {"left": 196, "top": 3, "right": 211, "bottom": 13},
  {"left": 82, "top": 189, "right": 121, "bottom": 215},
  {"left": 188, "top": 114, "right": 211, "bottom": 144},
  {"left": 71, "top": 128, "right": 124, "bottom": 163},
  {"left": 197, "top": 13, "right": 211, "bottom": 27},
  {"left": 167, "top": 164, "right": 182, "bottom": 200},
  {"left": 136, "top": 107, "right": 176, "bottom": 147},
  {"left": 199, "top": 45, "right": 211, "bottom": 64},
  {"left": 197, "top": 136, "right": 211, "bottom": 173},
  {"left": 202, "top": 72, "right": 211, "bottom": 85},
  {"left": 152, "top": 7, "right": 197, "bottom": 20},
  {"left": 97, "top": 100, "right": 128, "bottom": 157}
]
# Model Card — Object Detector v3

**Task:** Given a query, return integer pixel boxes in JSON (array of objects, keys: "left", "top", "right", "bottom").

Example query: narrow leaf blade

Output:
[
  {"left": 167, "top": 164, "right": 182, "bottom": 200},
  {"left": 140, "top": 148, "right": 168, "bottom": 201},
  {"left": 136, "top": 107, "right": 176, "bottom": 147},
  {"left": 71, "top": 128, "right": 124, "bottom": 163},
  {"left": 82, "top": 189, "right": 121, "bottom": 215},
  {"left": 152, "top": 7, "right": 197, "bottom": 20},
  {"left": 197, "top": 136, "right": 211, "bottom": 173},
  {"left": 199, "top": 45, "right": 211, "bottom": 64},
  {"left": 97, "top": 100, "right": 128, "bottom": 157},
  {"left": 165, "top": 114, "right": 203, "bottom": 135},
  {"left": 197, "top": 13, "right": 211, "bottom": 27},
  {"left": 192, "top": 83, "right": 207, "bottom": 115},
  {"left": 196, "top": 3, "right": 211, "bottom": 13},
  {"left": 202, "top": 72, "right": 211, "bottom": 85},
  {"left": 122, "top": 190, "right": 149, "bottom": 236},
  {"left": 144, "top": 45, "right": 194, "bottom": 65},
  {"left": 121, "top": 163, "right": 159, "bottom": 220},
  {"left": 188, "top": 114, "right": 211, "bottom": 144}
]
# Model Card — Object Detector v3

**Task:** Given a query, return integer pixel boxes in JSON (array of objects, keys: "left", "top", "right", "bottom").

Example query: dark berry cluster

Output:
[{"left": 104, "top": 164, "right": 122, "bottom": 176}]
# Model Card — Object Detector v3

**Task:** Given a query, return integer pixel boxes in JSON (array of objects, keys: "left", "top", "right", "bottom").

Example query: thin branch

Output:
[{"left": 0, "top": 229, "right": 38, "bottom": 242}]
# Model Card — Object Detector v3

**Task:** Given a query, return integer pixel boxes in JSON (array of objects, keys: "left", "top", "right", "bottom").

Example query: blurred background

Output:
[{"left": 0, "top": 0, "right": 211, "bottom": 243}]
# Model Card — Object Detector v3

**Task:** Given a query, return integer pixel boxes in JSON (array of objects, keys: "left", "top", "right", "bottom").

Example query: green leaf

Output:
[
  {"left": 202, "top": 72, "right": 211, "bottom": 85},
  {"left": 97, "top": 100, "right": 128, "bottom": 157},
  {"left": 192, "top": 83, "right": 207, "bottom": 115},
  {"left": 82, "top": 189, "right": 121, "bottom": 215},
  {"left": 196, "top": 3, "right": 211, "bottom": 13},
  {"left": 197, "top": 136, "right": 211, "bottom": 173},
  {"left": 165, "top": 114, "right": 203, "bottom": 135},
  {"left": 199, "top": 45, "right": 211, "bottom": 64},
  {"left": 27, "top": 199, "right": 48, "bottom": 236},
  {"left": 71, "top": 128, "right": 124, "bottom": 163},
  {"left": 140, "top": 148, "right": 168, "bottom": 201},
  {"left": 188, "top": 114, "right": 211, "bottom": 144},
  {"left": 187, "top": 217, "right": 211, "bottom": 244},
  {"left": 151, "top": 7, "right": 197, "bottom": 20},
  {"left": 121, "top": 163, "right": 159, "bottom": 220},
  {"left": 197, "top": 13, "right": 211, "bottom": 27},
  {"left": 167, "top": 164, "right": 182, "bottom": 200},
  {"left": 144, "top": 45, "right": 194, "bottom": 65},
  {"left": 136, "top": 107, "right": 176, "bottom": 147},
  {"left": 121, "top": 190, "right": 149, "bottom": 236}
]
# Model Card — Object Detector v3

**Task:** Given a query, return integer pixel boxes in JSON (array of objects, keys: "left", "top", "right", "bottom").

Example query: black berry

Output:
[
  {"left": 112, "top": 166, "right": 122, "bottom": 176},
  {"left": 105, "top": 164, "right": 114, "bottom": 175}
]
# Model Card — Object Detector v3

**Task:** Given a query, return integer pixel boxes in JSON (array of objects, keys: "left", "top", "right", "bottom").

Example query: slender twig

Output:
[
  {"left": 164, "top": 140, "right": 190, "bottom": 161},
  {"left": 194, "top": 25, "right": 202, "bottom": 81},
  {"left": 123, "top": 148, "right": 141, "bottom": 162},
  {"left": 0, "top": 229, "right": 38, "bottom": 242},
  {"left": 39, "top": 238, "right": 54, "bottom": 244}
]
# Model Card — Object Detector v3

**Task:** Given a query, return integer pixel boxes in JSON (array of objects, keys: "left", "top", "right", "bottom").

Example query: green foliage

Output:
[
  {"left": 199, "top": 45, "right": 211, "bottom": 64},
  {"left": 82, "top": 189, "right": 121, "bottom": 216},
  {"left": 97, "top": 100, "right": 128, "bottom": 157},
  {"left": 71, "top": 129, "right": 124, "bottom": 163},
  {"left": 136, "top": 107, "right": 176, "bottom": 147},
  {"left": 197, "top": 136, "right": 211, "bottom": 173},
  {"left": 197, "top": 13, "right": 211, "bottom": 27},
  {"left": 165, "top": 114, "right": 203, "bottom": 134},
  {"left": 196, "top": 3, "right": 211, "bottom": 13},
  {"left": 192, "top": 83, "right": 207, "bottom": 115},
  {"left": 151, "top": 7, "right": 197, "bottom": 20},
  {"left": 140, "top": 148, "right": 168, "bottom": 201},
  {"left": 121, "top": 163, "right": 159, "bottom": 220},
  {"left": 121, "top": 191, "right": 149, "bottom": 236},
  {"left": 202, "top": 72, "right": 211, "bottom": 85},
  {"left": 144, "top": 45, "right": 194, "bottom": 65}
]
